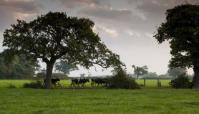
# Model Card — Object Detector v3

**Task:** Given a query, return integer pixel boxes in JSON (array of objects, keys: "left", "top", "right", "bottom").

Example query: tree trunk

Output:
[
  {"left": 192, "top": 65, "right": 199, "bottom": 88},
  {"left": 44, "top": 62, "right": 55, "bottom": 89}
]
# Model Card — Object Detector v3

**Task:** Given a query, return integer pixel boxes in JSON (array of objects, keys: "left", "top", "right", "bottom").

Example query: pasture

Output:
[
  {"left": 0, "top": 80, "right": 199, "bottom": 114},
  {"left": 0, "top": 79, "right": 171, "bottom": 88}
]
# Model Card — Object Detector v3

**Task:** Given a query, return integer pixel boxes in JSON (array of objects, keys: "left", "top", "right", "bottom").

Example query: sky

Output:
[{"left": 0, "top": 0, "right": 198, "bottom": 76}]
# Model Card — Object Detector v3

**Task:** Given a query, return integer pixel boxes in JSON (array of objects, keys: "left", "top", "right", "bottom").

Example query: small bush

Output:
[
  {"left": 8, "top": 84, "right": 16, "bottom": 88},
  {"left": 23, "top": 81, "right": 44, "bottom": 89},
  {"left": 170, "top": 74, "right": 192, "bottom": 88},
  {"left": 107, "top": 69, "right": 140, "bottom": 89}
]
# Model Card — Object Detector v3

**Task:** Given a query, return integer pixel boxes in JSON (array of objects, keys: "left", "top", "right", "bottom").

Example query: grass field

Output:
[
  {"left": 0, "top": 80, "right": 199, "bottom": 114},
  {"left": 0, "top": 79, "right": 171, "bottom": 88}
]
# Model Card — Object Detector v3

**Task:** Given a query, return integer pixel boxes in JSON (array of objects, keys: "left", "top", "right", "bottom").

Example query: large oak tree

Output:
[
  {"left": 3, "top": 12, "right": 122, "bottom": 89},
  {"left": 154, "top": 4, "right": 199, "bottom": 88}
]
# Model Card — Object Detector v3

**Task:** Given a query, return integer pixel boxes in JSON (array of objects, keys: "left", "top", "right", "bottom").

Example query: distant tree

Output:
[
  {"left": 158, "top": 74, "right": 172, "bottom": 79},
  {"left": 142, "top": 72, "right": 158, "bottom": 79},
  {"left": 55, "top": 60, "right": 78, "bottom": 74},
  {"left": 154, "top": 4, "right": 199, "bottom": 88},
  {"left": 132, "top": 65, "right": 148, "bottom": 79},
  {"left": 3, "top": 12, "right": 123, "bottom": 88},
  {"left": 167, "top": 67, "right": 187, "bottom": 78},
  {"left": 0, "top": 50, "right": 38, "bottom": 79}
]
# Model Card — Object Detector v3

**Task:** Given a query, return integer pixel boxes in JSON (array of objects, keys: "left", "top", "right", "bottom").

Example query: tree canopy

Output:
[
  {"left": 55, "top": 60, "right": 78, "bottom": 74},
  {"left": 154, "top": 4, "right": 199, "bottom": 88},
  {"left": 3, "top": 12, "right": 123, "bottom": 88}
]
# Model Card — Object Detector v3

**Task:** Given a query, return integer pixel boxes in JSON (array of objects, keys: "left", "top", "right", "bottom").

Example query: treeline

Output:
[
  {"left": 0, "top": 51, "right": 72, "bottom": 79},
  {"left": 0, "top": 51, "right": 38, "bottom": 79},
  {"left": 131, "top": 65, "right": 193, "bottom": 80}
]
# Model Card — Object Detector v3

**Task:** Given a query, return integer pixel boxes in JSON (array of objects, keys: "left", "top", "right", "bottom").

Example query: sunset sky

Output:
[{"left": 0, "top": 0, "right": 198, "bottom": 76}]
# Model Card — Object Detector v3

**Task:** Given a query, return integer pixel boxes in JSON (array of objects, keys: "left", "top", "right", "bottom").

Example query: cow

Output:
[
  {"left": 51, "top": 78, "right": 60, "bottom": 85},
  {"left": 91, "top": 78, "right": 108, "bottom": 86},
  {"left": 71, "top": 78, "right": 89, "bottom": 87},
  {"left": 44, "top": 78, "right": 60, "bottom": 86}
]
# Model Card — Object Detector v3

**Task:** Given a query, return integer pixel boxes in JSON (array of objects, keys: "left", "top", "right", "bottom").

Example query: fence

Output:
[{"left": 136, "top": 79, "right": 171, "bottom": 88}]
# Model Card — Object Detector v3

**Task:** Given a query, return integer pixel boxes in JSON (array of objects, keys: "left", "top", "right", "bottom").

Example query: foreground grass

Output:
[{"left": 0, "top": 88, "right": 199, "bottom": 114}]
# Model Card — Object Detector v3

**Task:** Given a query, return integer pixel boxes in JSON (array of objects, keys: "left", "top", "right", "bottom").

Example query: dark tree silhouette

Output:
[
  {"left": 154, "top": 4, "right": 199, "bottom": 88},
  {"left": 3, "top": 12, "right": 123, "bottom": 89}
]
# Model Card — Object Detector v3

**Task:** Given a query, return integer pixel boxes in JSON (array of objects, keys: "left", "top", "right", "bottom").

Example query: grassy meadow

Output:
[
  {"left": 0, "top": 79, "right": 171, "bottom": 88},
  {"left": 0, "top": 80, "right": 199, "bottom": 114}
]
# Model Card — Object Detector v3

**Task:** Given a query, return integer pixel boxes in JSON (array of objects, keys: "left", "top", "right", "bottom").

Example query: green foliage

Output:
[
  {"left": 170, "top": 74, "right": 192, "bottom": 88},
  {"left": 167, "top": 67, "right": 187, "bottom": 78},
  {"left": 154, "top": 4, "right": 199, "bottom": 88},
  {"left": 3, "top": 12, "right": 122, "bottom": 69},
  {"left": 107, "top": 69, "right": 140, "bottom": 89},
  {"left": 55, "top": 60, "right": 78, "bottom": 74},
  {"left": 155, "top": 4, "right": 199, "bottom": 47},
  {"left": 0, "top": 51, "right": 38, "bottom": 79},
  {"left": 23, "top": 81, "right": 44, "bottom": 89}
]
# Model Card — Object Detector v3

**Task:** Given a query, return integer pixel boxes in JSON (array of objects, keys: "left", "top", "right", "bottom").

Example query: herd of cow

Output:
[
  {"left": 48, "top": 77, "right": 110, "bottom": 87},
  {"left": 71, "top": 78, "right": 109, "bottom": 87}
]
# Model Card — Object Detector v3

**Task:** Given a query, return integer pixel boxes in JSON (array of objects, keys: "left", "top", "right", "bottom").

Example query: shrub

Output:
[
  {"left": 7, "top": 84, "right": 16, "bottom": 88},
  {"left": 107, "top": 69, "right": 140, "bottom": 89},
  {"left": 170, "top": 74, "right": 192, "bottom": 88},
  {"left": 23, "top": 81, "right": 44, "bottom": 89}
]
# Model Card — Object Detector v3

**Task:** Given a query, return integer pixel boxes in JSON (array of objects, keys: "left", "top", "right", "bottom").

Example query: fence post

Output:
[
  {"left": 157, "top": 78, "right": 161, "bottom": 87},
  {"left": 144, "top": 78, "right": 146, "bottom": 87}
]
